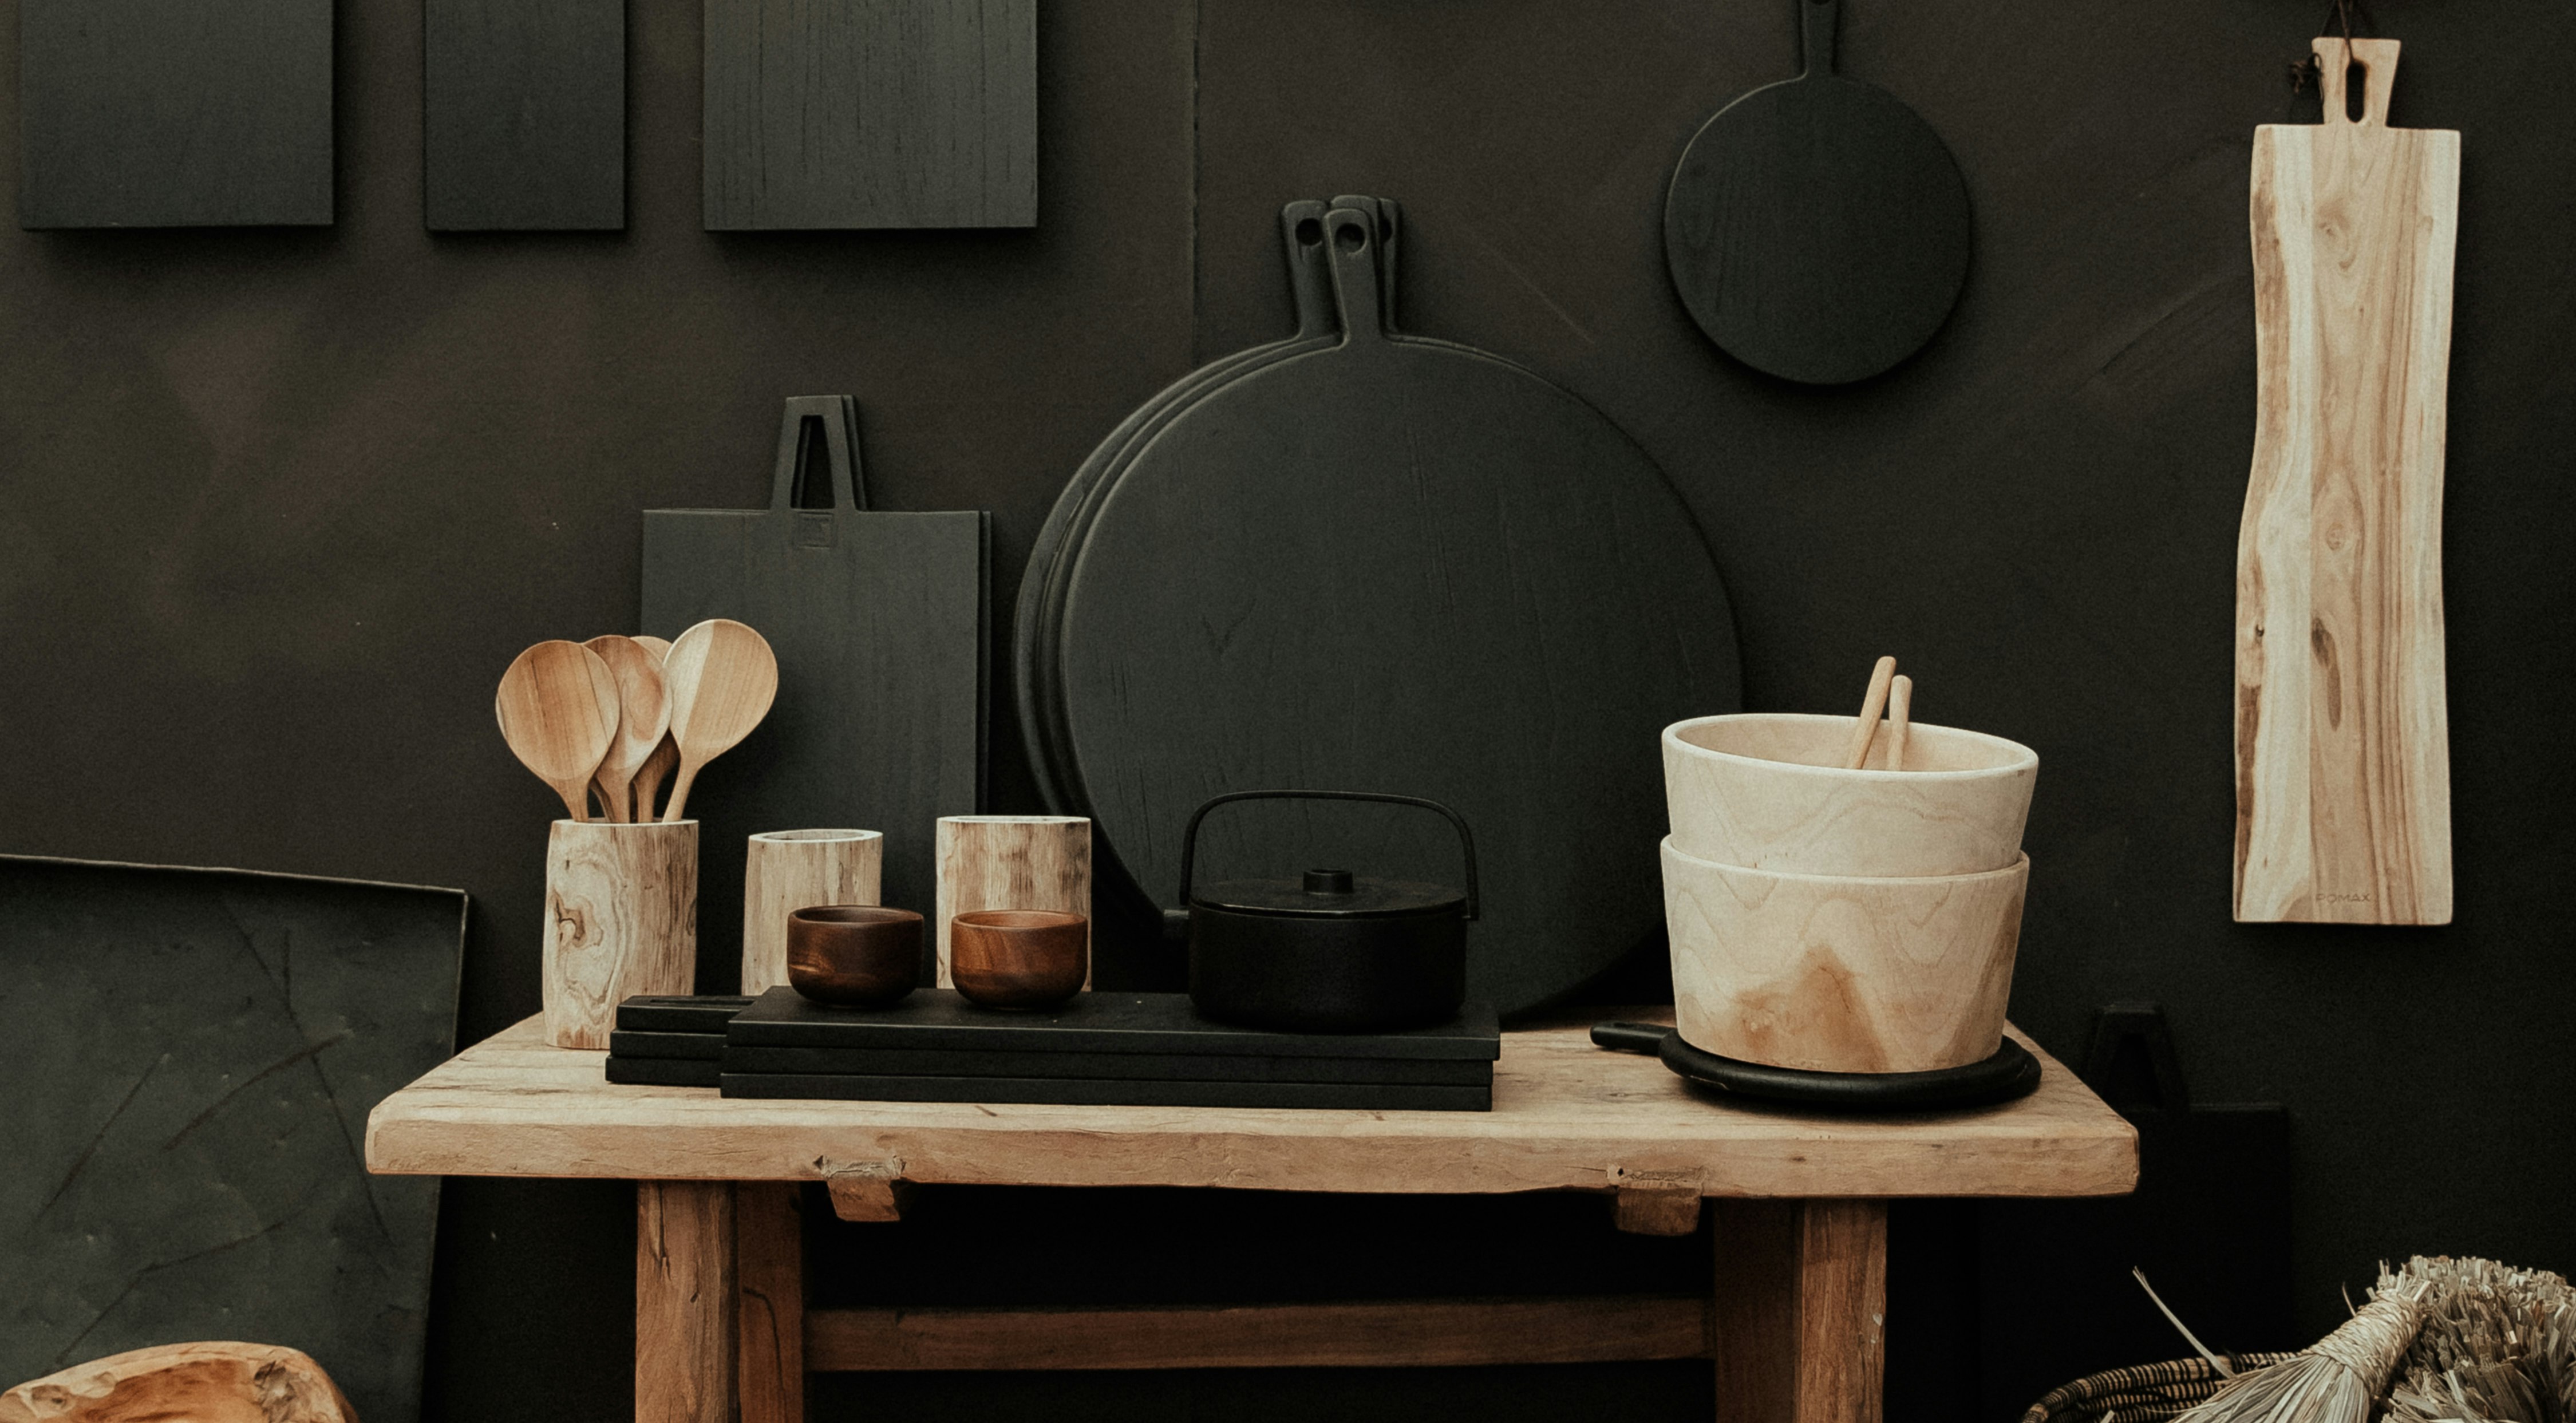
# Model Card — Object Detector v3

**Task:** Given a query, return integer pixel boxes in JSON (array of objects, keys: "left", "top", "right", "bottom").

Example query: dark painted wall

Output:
[{"left": 5, "top": 1, "right": 2571, "bottom": 1419}]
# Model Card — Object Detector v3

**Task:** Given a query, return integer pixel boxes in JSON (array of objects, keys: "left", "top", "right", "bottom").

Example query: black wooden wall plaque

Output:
[
  {"left": 18, "top": 0, "right": 333, "bottom": 228},
  {"left": 702, "top": 0, "right": 1038, "bottom": 230},
  {"left": 425, "top": 0, "right": 627, "bottom": 231}
]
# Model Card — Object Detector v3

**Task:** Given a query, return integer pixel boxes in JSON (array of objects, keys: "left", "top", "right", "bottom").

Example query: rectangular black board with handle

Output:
[{"left": 643, "top": 397, "right": 989, "bottom": 986}]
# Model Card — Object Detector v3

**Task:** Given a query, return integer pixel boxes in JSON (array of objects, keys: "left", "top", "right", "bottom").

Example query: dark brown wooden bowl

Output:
[
  {"left": 787, "top": 906, "right": 922, "bottom": 1007},
  {"left": 949, "top": 910, "right": 1087, "bottom": 1010}
]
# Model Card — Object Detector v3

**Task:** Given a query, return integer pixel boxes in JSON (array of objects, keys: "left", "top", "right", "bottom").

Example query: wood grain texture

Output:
[
  {"left": 636, "top": 1181, "right": 733, "bottom": 1423},
  {"left": 18, "top": 0, "right": 332, "bottom": 228},
  {"left": 2235, "top": 37, "right": 2458, "bottom": 926},
  {"left": 804, "top": 1295, "right": 1712, "bottom": 1371},
  {"left": 364, "top": 1011, "right": 2136, "bottom": 1200},
  {"left": 733, "top": 1183, "right": 803, "bottom": 1423},
  {"left": 1663, "top": 841, "right": 2026, "bottom": 1073},
  {"left": 1664, "top": 713, "right": 2035, "bottom": 876},
  {"left": 586, "top": 635, "right": 671, "bottom": 822},
  {"left": 660, "top": 619, "right": 779, "bottom": 823},
  {"left": 544, "top": 820, "right": 700, "bottom": 1048},
  {"left": 702, "top": 0, "right": 1037, "bottom": 230},
  {"left": 497, "top": 640, "right": 623, "bottom": 822},
  {"left": 743, "top": 829, "right": 883, "bottom": 994},
  {"left": 934, "top": 817, "right": 1089, "bottom": 988},
  {"left": 1711, "top": 1199, "right": 1889, "bottom": 1423},
  {"left": 424, "top": 0, "right": 625, "bottom": 230},
  {"left": 0, "top": 1342, "right": 355, "bottom": 1423}
]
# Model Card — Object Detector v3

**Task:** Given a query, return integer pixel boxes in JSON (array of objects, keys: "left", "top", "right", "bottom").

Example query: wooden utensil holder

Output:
[
  {"left": 544, "top": 819, "right": 698, "bottom": 1049},
  {"left": 934, "top": 816, "right": 1089, "bottom": 989},
  {"left": 743, "top": 829, "right": 883, "bottom": 994}
]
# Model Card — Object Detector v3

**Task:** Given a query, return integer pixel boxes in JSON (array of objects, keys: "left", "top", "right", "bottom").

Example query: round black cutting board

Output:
[
  {"left": 1041, "top": 204, "right": 1741, "bottom": 1016},
  {"left": 1017, "top": 198, "right": 1394, "bottom": 814},
  {"left": 1664, "top": 0, "right": 1971, "bottom": 385}
]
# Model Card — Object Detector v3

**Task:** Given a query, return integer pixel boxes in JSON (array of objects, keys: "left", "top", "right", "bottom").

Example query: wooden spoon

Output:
[
  {"left": 660, "top": 618, "right": 779, "bottom": 823},
  {"left": 495, "top": 641, "right": 621, "bottom": 821},
  {"left": 1842, "top": 655, "right": 1897, "bottom": 769},
  {"left": 1885, "top": 673, "right": 1913, "bottom": 772},
  {"left": 583, "top": 635, "right": 671, "bottom": 822},
  {"left": 628, "top": 635, "right": 679, "bottom": 820}
]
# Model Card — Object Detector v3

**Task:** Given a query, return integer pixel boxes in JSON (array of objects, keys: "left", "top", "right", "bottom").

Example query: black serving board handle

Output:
[
  {"left": 1590, "top": 1021, "right": 1673, "bottom": 1054},
  {"left": 1799, "top": 0, "right": 1838, "bottom": 77}
]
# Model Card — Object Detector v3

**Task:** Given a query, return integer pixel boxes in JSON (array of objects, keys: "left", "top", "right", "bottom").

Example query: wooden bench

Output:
[{"left": 365, "top": 1009, "right": 2134, "bottom": 1423}]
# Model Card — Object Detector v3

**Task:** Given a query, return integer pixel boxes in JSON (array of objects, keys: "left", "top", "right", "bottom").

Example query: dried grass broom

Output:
[
  {"left": 2379, "top": 1255, "right": 2576, "bottom": 1423},
  {"left": 2167, "top": 1271, "right": 2428, "bottom": 1423}
]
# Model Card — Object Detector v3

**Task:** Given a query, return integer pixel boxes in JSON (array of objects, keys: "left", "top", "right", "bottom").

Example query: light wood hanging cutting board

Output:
[{"left": 2235, "top": 38, "right": 2458, "bottom": 925}]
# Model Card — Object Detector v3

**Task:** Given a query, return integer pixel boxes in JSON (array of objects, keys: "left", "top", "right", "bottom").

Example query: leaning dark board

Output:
[
  {"left": 1016, "top": 198, "right": 1346, "bottom": 812},
  {"left": 724, "top": 1043, "right": 1491, "bottom": 1086},
  {"left": 728, "top": 986, "right": 1499, "bottom": 1060},
  {"left": 1662, "top": 0, "right": 1971, "bottom": 384},
  {"left": 424, "top": 0, "right": 625, "bottom": 230},
  {"left": 643, "top": 400, "right": 988, "bottom": 982},
  {"left": 721, "top": 1073, "right": 1490, "bottom": 1112},
  {"left": 1042, "top": 204, "right": 1740, "bottom": 1015},
  {"left": 0, "top": 855, "right": 463, "bottom": 1423},
  {"left": 18, "top": 0, "right": 333, "bottom": 227},
  {"left": 702, "top": 0, "right": 1036, "bottom": 229}
]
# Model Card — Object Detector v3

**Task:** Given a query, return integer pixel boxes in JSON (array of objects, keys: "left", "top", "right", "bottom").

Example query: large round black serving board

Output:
[
  {"left": 1592, "top": 1022, "right": 2040, "bottom": 1110},
  {"left": 1040, "top": 203, "right": 1741, "bottom": 1016},
  {"left": 1664, "top": 0, "right": 1971, "bottom": 385},
  {"left": 1016, "top": 197, "right": 1393, "bottom": 815}
]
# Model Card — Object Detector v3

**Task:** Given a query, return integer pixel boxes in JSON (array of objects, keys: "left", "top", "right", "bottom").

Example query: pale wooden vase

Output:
[
  {"left": 742, "top": 829, "right": 884, "bottom": 995},
  {"left": 543, "top": 819, "right": 698, "bottom": 1049}
]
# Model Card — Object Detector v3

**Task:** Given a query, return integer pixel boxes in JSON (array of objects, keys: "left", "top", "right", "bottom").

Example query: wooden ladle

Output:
[
  {"left": 660, "top": 618, "right": 778, "bottom": 823},
  {"left": 496, "top": 641, "right": 622, "bottom": 821},
  {"left": 628, "top": 635, "right": 679, "bottom": 820},
  {"left": 583, "top": 635, "right": 672, "bottom": 821}
]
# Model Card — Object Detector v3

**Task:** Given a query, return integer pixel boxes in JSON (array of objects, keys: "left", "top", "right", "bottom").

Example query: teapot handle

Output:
[{"left": 1176, "top": 789, "right": 1480, "bottom": 922}]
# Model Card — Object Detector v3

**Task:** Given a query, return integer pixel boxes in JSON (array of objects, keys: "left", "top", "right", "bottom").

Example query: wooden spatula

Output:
[
  {"left": 660, "top": 618, "right": 778, "bottom": 823},
  {"left": 583, "top": 635, "right": 671, "bottom": 822},
  {"left": 496, "top": 641, "right": 622, "bottom": 821}
]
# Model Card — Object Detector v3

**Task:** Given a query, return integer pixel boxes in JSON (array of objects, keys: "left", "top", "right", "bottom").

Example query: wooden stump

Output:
[
  {"left": 1, "top": 1342, "right": 355, "bottom": 1423},
  {"left": 742, "top": 829, "right": 883, "bottom": 994},
  {"left": 546, "top": 819, "right": 699, "bottom": 1048},
  {"left": 934, "top": 817, "right": 1089, "bottom": 989}
]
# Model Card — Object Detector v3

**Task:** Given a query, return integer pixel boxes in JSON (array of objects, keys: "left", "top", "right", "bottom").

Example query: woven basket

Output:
[{"left": 2019, "top": 1354, "right": 2299, "bottom": 1423}]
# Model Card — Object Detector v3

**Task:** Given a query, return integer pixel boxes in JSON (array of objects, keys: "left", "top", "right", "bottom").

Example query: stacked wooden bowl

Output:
[{"left": 1660, "top": 712, "right": 2037, "bottom": 1074}]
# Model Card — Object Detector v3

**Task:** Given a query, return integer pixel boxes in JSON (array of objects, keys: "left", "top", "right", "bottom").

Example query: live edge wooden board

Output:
[
  {"left": 365, "top": 1011, "right": 2132, "bottom": 1200},
  {"left": 2235, "top": 37, "right": 2458, "bottom": 925}
]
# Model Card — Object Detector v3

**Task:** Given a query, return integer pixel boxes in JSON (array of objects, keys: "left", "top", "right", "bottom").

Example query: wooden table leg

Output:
[
  {"left": 737, "top": 1183, "right": 806, "bottom": 1423},
  {"left": 637, "top": 1181, "right": 736, "bottom": 1423},
  {"left": 1710, "top": 1199, "right": 1887, "bottom": 1423}
]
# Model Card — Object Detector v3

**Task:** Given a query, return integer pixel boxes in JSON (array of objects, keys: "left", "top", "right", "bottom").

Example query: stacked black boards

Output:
[
  {"left": 720, "top": 987, "right": 1498, "bottom": 1110},
  {"left": 605, "top": 995, "right": 751, "bottom": 1087}
]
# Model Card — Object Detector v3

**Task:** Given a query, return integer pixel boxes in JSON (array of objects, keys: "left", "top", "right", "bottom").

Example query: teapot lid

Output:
[{"left": 1192, "top": 867, "right": 1465, "bottom": 920}]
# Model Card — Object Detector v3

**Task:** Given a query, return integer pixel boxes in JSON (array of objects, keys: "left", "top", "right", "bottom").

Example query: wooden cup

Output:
[
  {"left": 1662, "top": 712, "right": 2037, "bottom": 877},
  {"left": 1661, "top": 837, "right": 2028, "bottom": 1074},
  {"left": 544, "top": 819, "right": 698, "bottom": 1049},
  {"left": 743, "top": 829, "right": 884, "bottom": 994},
  {"left": 949, "top": 910, "right": 1089, "bottom": 1010},
  {"left": 934, "top": 816, "right": 1090, "bottom": 990},
  {"left": 787, "top": 906, "right": 921, "bottom": 1007}
]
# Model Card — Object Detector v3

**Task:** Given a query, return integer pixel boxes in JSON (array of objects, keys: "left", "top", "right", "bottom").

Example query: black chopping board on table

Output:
[
  {"left": 1664, "top": 0, "right": 1971, "bottom": 384},
  {"left": 644, "top": 399, "right": 989, "bottom": 984},
  {"left": 1022, "top": 200, "right": 1740, "bottom": 1015}
]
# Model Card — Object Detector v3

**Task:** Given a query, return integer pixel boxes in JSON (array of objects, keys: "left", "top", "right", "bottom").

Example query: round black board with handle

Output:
[
  {"left": 1020, "top": 198, "right": 1741, "bottom": 1018},
  {"left": 1664, "top": 0, "right": 1972, "bottom": 385}
]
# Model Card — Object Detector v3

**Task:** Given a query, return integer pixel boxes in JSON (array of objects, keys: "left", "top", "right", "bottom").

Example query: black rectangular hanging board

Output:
[
  {"left": 424, "top": 0, "right": 626, "bottom": 230},
  {"left": 726, "top": 986, "right": 1501, "bottom": 1061},
  {"left": 719, "top": 1073, "right": 1490, "bottom": 1112},
  {"left": 642, "top": 398, "right": 989, "bottom": 983},
  {"left": 723, "top": 1043, "right": 1491, "bottom": 1086},
  {"left": 19, "top": 0, "right": 334, "bottom": 227}
]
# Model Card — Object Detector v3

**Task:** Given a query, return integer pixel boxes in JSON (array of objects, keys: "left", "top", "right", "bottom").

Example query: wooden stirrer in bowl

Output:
[
  {"left": 1886, "top": 674, "right": 1913, "bottom": 771},
  {"left": 1842, "top": 656, "right": 1897, "bottom": 769}
]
